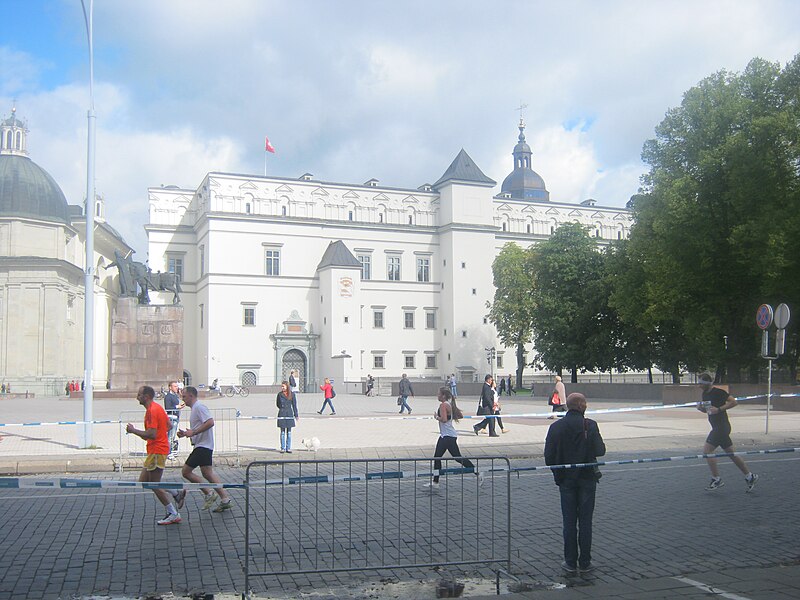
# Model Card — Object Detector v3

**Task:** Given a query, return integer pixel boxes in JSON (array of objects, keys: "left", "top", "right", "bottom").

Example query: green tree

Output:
[
  {"left": 488, "top": 243, "right": 536, "bottom": 388},
  {"left": 529, "top": 222, "right": 606, "bottom": 382},
  {"left": 635, "top": 55, "right": 800, "bottom": 382}
]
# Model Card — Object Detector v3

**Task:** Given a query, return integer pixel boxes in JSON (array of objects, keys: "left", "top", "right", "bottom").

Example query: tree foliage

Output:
[
  {"left": 529, "top": 222, "right": 608, "bottom": 382},
  {"left": 488, "top": 243, "right": 536, "bottom": 387},
  {"left": 628, "top": 55, "right": 800, "bottom": 381}
]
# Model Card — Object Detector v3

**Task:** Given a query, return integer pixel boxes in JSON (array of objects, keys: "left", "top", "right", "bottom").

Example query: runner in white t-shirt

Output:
[{"left": 176, "top": 386, "right": 232, "bottom": 513}]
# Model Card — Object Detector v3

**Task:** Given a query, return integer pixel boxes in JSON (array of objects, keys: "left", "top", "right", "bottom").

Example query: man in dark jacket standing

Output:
[
  {"left": 544, "top": 392, "right": 606, "bottom": 574},
  {"left": 473, "top": 374, "right": 498, "bottom": 437}
]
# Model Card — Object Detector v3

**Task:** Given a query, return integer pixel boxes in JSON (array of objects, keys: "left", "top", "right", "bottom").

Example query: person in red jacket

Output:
[{"left": 317, "top": 377, "right": 336, "bottom": 415}]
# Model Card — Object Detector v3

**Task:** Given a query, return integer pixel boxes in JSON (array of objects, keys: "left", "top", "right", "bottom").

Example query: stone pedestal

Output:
[{"left": 110, "top": 297, "right": 183, "bottom": 391}]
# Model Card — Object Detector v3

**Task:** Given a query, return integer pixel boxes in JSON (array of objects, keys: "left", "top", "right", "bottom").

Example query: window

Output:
[
  {"left": 358, "top": 254, "right": 372, "bottom": 280},
  {"left": 168, "top": 256, "right": 184, "bottom": 281},
  {"left": 374, "top": 355, "right": 385, "bottom": 369},
  {"left": 243, "top": 307, "right": 255, "bottom": 326},
  {"left": 348, "top": 210, "right": 354, "bottom": 221},
  {"left": 282, "top": 205, "right": 287, "bottom": 216},
  {"left": 199, "top": 245, "right": 205, "bottom": 277},
  {"left": 416, "top": 257, "right": 430, "bottom": 282},
  {"left": 387, "top": 256, "right": 401, "bottom": 281},
  {"left": 404, "top": 311, "right": 415, "bottom": 329},
  {"left": 408, "top": 214, "right": 413, "bottom": 225},
  {"left": 404, "top": 355, "right": 415, "bottom": 369},
  {"left": 200, "top": 304, "right": 204, "bottom": 329},
  {"left": 461, "top": 330, "right": 467, "bottom": 338},
  {"left": 502, "top": 222, "right": 507, "bottom": 231},
  {"left": 461, "top": 262, "right": 466, "bottom": 269},
  {"left": 344, "top": 316, "right": 349, "bottom": 324},
  {"left": 246, "top": 202, "right": 251, "bottom": 214},
  {"left": 472, "top": 288, "right": 477, "bottom": 295},
  {"left": 66, "top": 296, "right": 74, "bottom": 322},
  {"left": 425, "top": 311, "right": 436, "bottom": 329},
  {"left": 527, "top": 224, "right": 531, "bottom": 233},
  {"left": 497, "top": 355, "right": 504, "bottom": 369},
  {"left": 265, "top": 249, "right": 280, "bottom": 276},
  {"left": 373, "top": 310, "right": 384, "bottom": 329},
  {"left": 426, "top": 354, "right": 437, "bottom": 369}
]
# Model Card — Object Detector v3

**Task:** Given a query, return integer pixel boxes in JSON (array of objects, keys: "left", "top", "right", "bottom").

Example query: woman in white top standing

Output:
[{"left": 425, "top": 387, "right": 484, "bottom": 489}]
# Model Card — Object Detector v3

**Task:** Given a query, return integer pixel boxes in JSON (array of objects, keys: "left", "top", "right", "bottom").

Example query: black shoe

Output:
[
  {"left": 473, "top": 425, "right": 480, "bottom": 435},
  {"left": 579, "top": 563, "right": 594, "bottom": 572},
  {"left": 489, "top": 433, "right": 500, "bottom": 437},
  {"left": 317, "top": 411, "right": 323, "bottom": 415},
  {"left": 561, "top": 561, "right": 577, "bottom": 574}
]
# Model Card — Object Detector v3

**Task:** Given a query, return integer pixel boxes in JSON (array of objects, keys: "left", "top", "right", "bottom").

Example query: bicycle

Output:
[{"left": 226, "top": 384, "right": 250, "bottom": 397}]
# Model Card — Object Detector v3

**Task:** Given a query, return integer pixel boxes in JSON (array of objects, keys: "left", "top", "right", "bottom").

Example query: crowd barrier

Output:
[
  {"left": 117, "top": 407, "right": 240, "bottom": 469},
  {"left": 243, "top": 457, "right": 511, "bottom": 595}
]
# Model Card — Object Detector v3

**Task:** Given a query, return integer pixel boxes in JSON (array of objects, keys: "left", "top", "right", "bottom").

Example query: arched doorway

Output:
[{"left": 281, "top": 349, "right": 307, "bottom": 391}]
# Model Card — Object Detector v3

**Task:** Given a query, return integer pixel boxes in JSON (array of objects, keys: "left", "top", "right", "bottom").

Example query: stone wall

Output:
[{"left": 110, "top": 297, "right": 183, "bottom": 391}]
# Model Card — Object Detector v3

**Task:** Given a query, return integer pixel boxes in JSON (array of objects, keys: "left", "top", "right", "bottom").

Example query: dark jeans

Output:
[
  {"left": 319, "top": 398, "right": 335, "bottom": 413},
  {"left": 558, "top": 477, "right": 597, "bottom": 568},
  {"left": 433, "top": 436, "right": 475, "bottom": 483},
  {"left": 474, "top": 409, "right": 496, "bottom": 435}
]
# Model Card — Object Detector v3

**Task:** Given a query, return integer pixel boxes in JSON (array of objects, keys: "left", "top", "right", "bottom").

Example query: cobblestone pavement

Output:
[{"left": 1, "top": 442, "right": 799, "bottom": 599}]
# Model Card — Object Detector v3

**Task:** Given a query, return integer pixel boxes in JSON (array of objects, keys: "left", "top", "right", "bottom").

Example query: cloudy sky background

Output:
[{"left": 2, "top": 1, "right": 799, "bottom": 256}]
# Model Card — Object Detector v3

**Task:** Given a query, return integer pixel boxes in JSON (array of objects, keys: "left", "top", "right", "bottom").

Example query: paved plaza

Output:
[{"left": 0, "top": 391, "right": 799, "bottom": 599}]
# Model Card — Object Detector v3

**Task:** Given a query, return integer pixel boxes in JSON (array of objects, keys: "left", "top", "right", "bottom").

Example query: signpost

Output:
[{"left": 758, "top": 303, "right": 791, "bottom": 434}]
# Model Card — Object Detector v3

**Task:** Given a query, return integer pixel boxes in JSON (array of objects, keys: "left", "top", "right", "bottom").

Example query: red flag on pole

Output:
[{"left": 265, "top": 136, "right": 276, "bottom": 153}]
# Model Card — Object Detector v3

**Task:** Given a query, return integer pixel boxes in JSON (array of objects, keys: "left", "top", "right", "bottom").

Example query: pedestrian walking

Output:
[
  {"left": 498, "top": 376, "right": 506, "bottom": 396},
  {"left": 424, "top": 387, "right": 484, "bottom": 490},
  {"left": 289, "top": 370, "right": 299, "bottom": 394},
  {"left": 163, "top": 381, "right": 184, "bottom": 458},
  {"left": 398, "top": 373, "right": 414, "bottom": 414},
  {"left": 175, "top": 386, "right": 232, "bottom": 513},
  {"left": 544, "top": 392, "right": 606, "bottom": 574},
  {"left": 548, "top": 375, "right": 567, "bottom": 418},
  {"left": 473, "top": 374, "right": 498, "bottom": 436},
  {"left": 317, "top": 377, "right": 336, "bottom": 415},
  {"left": 276, "top": 381, "right": 299, "bottom": 453},
  {"left": 125, "top": 385, "right": 182, "bottom": 526},
  {"left": 507, "top": 374, "right": 516, "bottom": 395},
  {"left": 365, "top": 374, "right": 375, "bottom": 396},
  {"left": 696, "top": 372, "right": 759, "bottom": 492},
  {"left": 492, "top": 379, "right": 509, "bottom": 434}
]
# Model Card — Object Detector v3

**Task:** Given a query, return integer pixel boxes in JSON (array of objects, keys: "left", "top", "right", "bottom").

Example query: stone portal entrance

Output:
[
  {"left": 281, "top": 349, "right": 307, "bottom": 390},
  {"left": 270, "top": 310, "right": 318, "bottom": 392}
]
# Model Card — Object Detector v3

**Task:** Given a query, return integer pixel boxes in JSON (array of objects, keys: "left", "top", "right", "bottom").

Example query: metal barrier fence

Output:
[
  {"left": 118, "top": 407, "right": 239, "bottom": 467},
  {"left": 243, "top": 456, "right": 511, "bottom": 595}
]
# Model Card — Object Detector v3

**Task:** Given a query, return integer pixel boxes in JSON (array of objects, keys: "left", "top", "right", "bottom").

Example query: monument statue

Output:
[{"left": 109, "top": 250, "right": 181, "bottom": 305}]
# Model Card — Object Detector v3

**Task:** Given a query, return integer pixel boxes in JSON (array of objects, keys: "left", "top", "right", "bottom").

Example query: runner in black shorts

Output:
[
  {"left": 176, "top": 386, "right": 232, "bottom": 512},
  {"left": 697, "top": 373, "right": 758, "bottom": 492}
]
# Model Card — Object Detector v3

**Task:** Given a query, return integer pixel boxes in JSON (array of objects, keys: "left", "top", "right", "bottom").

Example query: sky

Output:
[{"left": 2, "top": 0, "right": 799, "bottom": 257}]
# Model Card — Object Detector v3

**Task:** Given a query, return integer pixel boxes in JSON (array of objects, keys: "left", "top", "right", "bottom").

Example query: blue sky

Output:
[{"left": 2, "top": 0, "right": 799, "bottom": 256}]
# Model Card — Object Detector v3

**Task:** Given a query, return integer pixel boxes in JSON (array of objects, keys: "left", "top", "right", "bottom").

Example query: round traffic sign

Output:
[
  {"left": 756, "top": 304, "right": 773, "bottom": 330},
  {"left": 775, "top": 303, "right": 791, "bottom": 329}
]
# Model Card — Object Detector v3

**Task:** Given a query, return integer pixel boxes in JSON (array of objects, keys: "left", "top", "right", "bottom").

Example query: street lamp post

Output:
[{"left": 80, "top": 0, "right": 96, "bottom": 447}]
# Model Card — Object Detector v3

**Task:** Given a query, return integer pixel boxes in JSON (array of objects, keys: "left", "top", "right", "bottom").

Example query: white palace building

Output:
[{"left": 146, "top": 121, "right": 633, "bottom": 391}]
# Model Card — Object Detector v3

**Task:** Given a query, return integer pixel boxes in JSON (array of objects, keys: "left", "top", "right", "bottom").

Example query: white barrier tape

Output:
[
  {"left": 2, "top": 447, "right": 797, "bottom": 491},
  {"left": 0, "top": 478, "right": 246, "bottom": 490},
  {"left": 1, "top": 393, "right": 797, "bottom": 428}
]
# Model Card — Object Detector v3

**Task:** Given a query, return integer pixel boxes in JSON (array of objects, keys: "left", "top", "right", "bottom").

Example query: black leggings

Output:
[{"left": 433, "top": 436, "right": 475, "bottom": 483}]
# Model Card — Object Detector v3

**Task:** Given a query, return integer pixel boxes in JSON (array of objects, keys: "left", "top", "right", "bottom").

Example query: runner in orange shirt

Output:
[{"left": 126, "top": 385, "right": 183, "bottom": 525}]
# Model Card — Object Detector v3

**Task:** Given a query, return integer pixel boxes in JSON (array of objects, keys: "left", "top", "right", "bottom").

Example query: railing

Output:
[
  {"left": 243, "top": 456, "right": 511, "bottom": 596},
  {"left": 118, "top": 407, "right": 239, "bottom": 469}
]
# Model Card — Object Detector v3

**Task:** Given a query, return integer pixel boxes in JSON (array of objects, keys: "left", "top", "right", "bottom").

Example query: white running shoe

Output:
[
  {"left": 157, "top": 512, "right": 182, "bottom": 526},
  {"left": 705, "top": 477, "right": 724, "bottom": 491},
  {"left": 212, "top": 500, "right": 232, "bottom": 513},
  {"left": 477, "top": 472, "right": 486, "bottom": 487},
  {"left": 745, "top": 473, "right": 759, "bottom": 493},
  {"left": 423, "top": 481, "right": 440, "bottom": 490}
]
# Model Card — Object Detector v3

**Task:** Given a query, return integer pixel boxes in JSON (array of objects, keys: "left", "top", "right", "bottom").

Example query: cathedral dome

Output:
[
  {"left": 0, "top": 154, "right": 71, "bottom": 224},
  {"left": 0, "top": 108, "right": 71, "bottom": 225},
  {"left": 500, "top": 119, "right": 550, "bottom": 202}
]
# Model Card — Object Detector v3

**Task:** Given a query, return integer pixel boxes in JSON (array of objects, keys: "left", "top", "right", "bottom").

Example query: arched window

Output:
[
  {"left": 526, "top": 223, "right": 531, "bottom": 234},
  {"left": 3, "top": 131, "right": 9, "bottom": 149},
  {"left": 502, "top": 222, "right": 507, "bottom": 231},
  {"left": 15, "top": 131, "right": 21, "bottom": 150}
]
